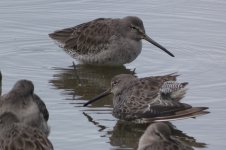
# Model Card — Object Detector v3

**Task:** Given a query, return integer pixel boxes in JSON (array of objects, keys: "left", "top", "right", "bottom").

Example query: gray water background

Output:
[{"left": 0, "top": 0, "right": 226, "bottom": 149}]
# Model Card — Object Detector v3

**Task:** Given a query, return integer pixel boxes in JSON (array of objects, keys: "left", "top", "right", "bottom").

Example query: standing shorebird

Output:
[
  {"left": 49, "top": 16, "right": 174, "bottom": 65},
  {"left": 0, "top": 112, "right": 53, "bottom": 150},
  {"left": 84, "top": 73, "right": 209, "bottom": 122},
  {"left": 0, "top": 80, "right": 50, "bottom": 136},
  {"left": 137, "top": 122, "right": 193, "bottom": 150}
]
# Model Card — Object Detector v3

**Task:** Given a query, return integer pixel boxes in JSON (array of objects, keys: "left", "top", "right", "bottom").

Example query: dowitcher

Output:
[
  {"left": 84, "top": 73, "right": 209, "bottom": 122},
  {"left": 138, "top": 122, "right": 193, "bottom": 150},
  {"left": 0, "top": 80, "right": 50, "bottom": 136},
  {"left": 0, "top": 112, "right": 53, "bottom": 150},
  {"left": 49, "top": 16, "right": 174, "bottom": 65}
]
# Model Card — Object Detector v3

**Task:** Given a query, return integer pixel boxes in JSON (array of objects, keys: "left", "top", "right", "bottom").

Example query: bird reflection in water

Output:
[
  {"left": 49, "top": 63, "right": 135, "bottom": 106},
  {"left": 83, "top": 112, "right": 206, "bottom": 150}
]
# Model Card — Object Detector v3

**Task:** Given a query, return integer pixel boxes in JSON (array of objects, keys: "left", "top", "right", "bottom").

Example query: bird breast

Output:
[{"left": 77, "top": 37, "right": 142, "bottom": 65}]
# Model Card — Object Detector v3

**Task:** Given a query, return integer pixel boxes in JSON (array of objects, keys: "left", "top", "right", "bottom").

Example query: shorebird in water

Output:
[
  {"left": 84, "top": 73, "right": 209, "bottom": 122},
  {"left": 0, "top": 112, "right": 53, "bottom": 150},
  {"left": 138, "top": 122, "right": 194, "bottom": 150},
  {"left": 0, "top": 79, "right": 50, "bottom": 136},
  {"left": 49, "top": 16, "right": 174, "bottom": 65}
]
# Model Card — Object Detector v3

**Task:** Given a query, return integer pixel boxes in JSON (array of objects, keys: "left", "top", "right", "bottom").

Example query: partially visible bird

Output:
[
  {"left": 0, "top": 80, "right": 50, "bottom": 136},
  {"left": 0, "top": 112, "right": 53, "bottom": 150},
  {"left": 49, "top": 16, "right": 174, "bottom": 65},
  {"left": 137, "top": 122, "right": 193, "bottom": 150},
  {"left": 84, "top": 73, "right": 209, "bottom": 122}
]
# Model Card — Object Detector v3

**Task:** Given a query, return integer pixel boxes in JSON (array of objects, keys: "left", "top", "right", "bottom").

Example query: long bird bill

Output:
[
  {"left": 143, "top": 34, "right": 175, "bottom": 57},
  {"left": 83, "top": 89, "right": 111, "bottom": 107}
]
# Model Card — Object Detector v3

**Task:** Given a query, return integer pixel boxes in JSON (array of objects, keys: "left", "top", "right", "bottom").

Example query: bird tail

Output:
[
  {"left": 160, "top": 81, "right": 188, "bottom": 101},
  {"left": 49, "top": 27, "right": 75, "bottom": 46},
  {"left": 152, "top": 107, "right": 209, "bottom": 122}
]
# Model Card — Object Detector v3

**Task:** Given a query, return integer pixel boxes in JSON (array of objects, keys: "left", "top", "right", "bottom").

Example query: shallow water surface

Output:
[{"left": 0, "top": 0, "right": 226, "bottom": 150}]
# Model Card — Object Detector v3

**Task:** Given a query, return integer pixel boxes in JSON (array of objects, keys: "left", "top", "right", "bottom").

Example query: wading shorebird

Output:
[
  {"left": 0, "top": 80, "right": 50, "bottom": 136},
  {"left": 84, "top": 73, "right": 209, "bottom": 122},
  {"left": 138, "top": 122, "right": 194, "bottom": 150},
  {"left": 0, "top": 112, "right": 53, "bottom": 150},
  {"left": 49, "top": 16, "right": 174, "bottom": 65}
]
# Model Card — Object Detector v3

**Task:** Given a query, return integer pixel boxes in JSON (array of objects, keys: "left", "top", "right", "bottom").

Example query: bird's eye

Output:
[
  {"left": 112, "top": 80, "right": 118, "bottom": 87},
  {"left": 130, "top": 25, "right": 137, "bottom": 30},
  {"left": 112, "top": 81, "right": 117, "bottom": 86}
]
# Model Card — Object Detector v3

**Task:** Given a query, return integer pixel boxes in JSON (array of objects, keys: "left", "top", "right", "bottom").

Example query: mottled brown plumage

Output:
[
  {"left": 138, "top": 122, "right": 193, "bottom": 150},
  {"left": 84, "top": 73, "right": 209, "bottom": 122},
  {"left": 0, "top": 80, "right": 50, "bottom": 136},
  {"left": 49, "top": 16, "right": 174, "bottom": 65},
  {"left": 0, "top": 112, "right": 53, "bottom": 150}
]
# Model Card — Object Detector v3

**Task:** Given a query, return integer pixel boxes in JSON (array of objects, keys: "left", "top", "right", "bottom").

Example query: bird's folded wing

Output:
[{"left": 49, "top": 18, "right": 117, "bottom": 55}]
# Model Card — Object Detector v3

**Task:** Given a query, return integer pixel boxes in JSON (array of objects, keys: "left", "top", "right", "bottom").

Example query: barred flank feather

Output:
[{"left": 160, "top": 81, "right": 188, "bottom": 101}]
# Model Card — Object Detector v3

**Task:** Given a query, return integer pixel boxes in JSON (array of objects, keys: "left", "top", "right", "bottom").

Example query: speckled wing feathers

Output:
[
  {"left": 160, "top": 81, "right": 188, "bottom": 94},
  {"left": 160, "top": 81, "right": 188, "bottom": 101},
  {"left": 116, "top": 74, "right": 188, "bottom": 119},
  {"left": 0, "top": 124, "right": 53, "bottom": 150},
  {"left": 138, "top": 104, "right": 191, "bottom": 118},
  {"left": 151, "top": 107, "right": 209, "bottom": 122},
  {"left": 122, "top": 74, "right": 177, "bottom": 103},
  {"left": 33, "top": 94, "right": 49, "bottom": 121},
  {"left": 49, "top": 18, "right": 117, "bottom": 56},
  {"left": 126, "top": 73, "right": 179, "bottom": 105}
]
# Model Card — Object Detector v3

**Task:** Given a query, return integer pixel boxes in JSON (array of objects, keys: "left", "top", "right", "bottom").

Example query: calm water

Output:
[{"left": 1, "top": 0, "right": 226, "bottom": 149}]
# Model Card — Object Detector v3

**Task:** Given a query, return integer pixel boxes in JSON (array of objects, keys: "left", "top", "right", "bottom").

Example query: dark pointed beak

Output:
[
  {"left": 143, "top": 34, "right": 175, "bottom": 57},
  {"left": 83, "top": 89, "right": 111, "bottom": 107}
]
